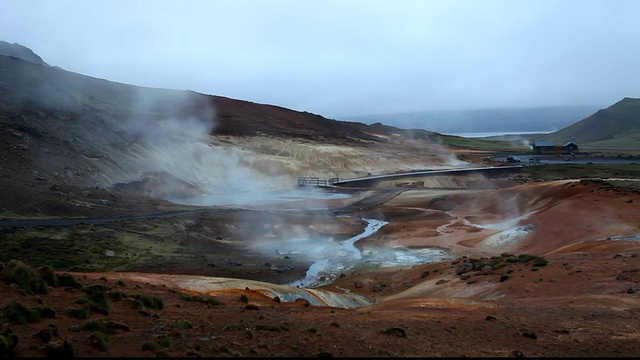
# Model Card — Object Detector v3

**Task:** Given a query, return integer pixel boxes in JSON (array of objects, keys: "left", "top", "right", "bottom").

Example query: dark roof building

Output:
[{"left": 532, "top": 141, "right": 554, "bottom": 154}]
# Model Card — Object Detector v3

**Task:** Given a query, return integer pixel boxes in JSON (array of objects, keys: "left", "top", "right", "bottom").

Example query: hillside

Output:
[
  {"left": 0, "top": 49, "right": 468, "bottom": 214},
  {"left": 535, "top": 97, "right": 640, "bottom": 149}
]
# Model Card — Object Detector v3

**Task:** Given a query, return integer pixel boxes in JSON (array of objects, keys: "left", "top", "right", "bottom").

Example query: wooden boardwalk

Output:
[{"left": 298, "top": 165, "right": 524, "bottom": 188}]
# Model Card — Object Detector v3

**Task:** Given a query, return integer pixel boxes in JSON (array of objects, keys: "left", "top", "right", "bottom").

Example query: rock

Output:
[{"left": 103, "top": 250, "right": 115, "bottom": 257}]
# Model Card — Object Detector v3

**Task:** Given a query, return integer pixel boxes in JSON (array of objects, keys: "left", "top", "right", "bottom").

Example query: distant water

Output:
[{"left": 445, "top": 131, "right": 552, "bottom": 138}]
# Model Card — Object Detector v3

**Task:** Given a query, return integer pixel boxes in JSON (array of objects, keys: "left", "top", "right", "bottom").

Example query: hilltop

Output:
[{"left": 535, "top": 97, "right": 640, "bottom": 148}]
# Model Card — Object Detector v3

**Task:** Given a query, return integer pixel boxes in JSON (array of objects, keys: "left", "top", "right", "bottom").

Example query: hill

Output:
[
  {"left": 0, "top": 50, "right": 467, "bottom": 214},
  {"left": 534, "top": 97, "right": 640, "bottom": 149}
]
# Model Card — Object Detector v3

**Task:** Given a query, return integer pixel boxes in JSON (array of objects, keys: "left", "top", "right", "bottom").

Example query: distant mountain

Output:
[
  {"left": 534, "top": 98, "right": 640, "bottom": 148},
  {"left": 343, "top": 105, "right": 603, "bottom": 134},
  {"left": 0, "top": 40, "right": 49, "bottom": 66}
]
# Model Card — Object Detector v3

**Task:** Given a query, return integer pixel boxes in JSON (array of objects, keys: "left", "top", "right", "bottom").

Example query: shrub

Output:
[
  {"left": 43, "top": 340, "right": 76, "bottom": 357},
  {"left": 81, "top": 319, "right": 130, "bottom": 334},
  {"left": 182, "top": 294, "right": 220, "bottom": 306},
  {"left": 37, "top": 266, "right": 58, "bottom": 287},
  {"left": 3, "top": 301, "right": 55, "bottom": 324},
  {"left": 68, "top": 306, "right": 90, "bottom": 319},
  {"left": 132, "top": 293, "right": 164, "bottom": 310},
  {"left": 89, "top": 331, "right": 109, "bottom": 351},
  {"left": 174, "top": 320, "right": 193, "bottom": 331},
  {"left": 81, "top": 284, "right": 110, "bottom": 314},
  {"left": 34, "top": 323, "right": 59, "bottom": 343},
  {"left": 2, "top": 259, "right": 49, "bottom": 295},
  {"left": 0, "top": 327, "right": 19, "bottom": 356},
  {"left": 57, "top": 273, "right": 83, "bottom": 289}
]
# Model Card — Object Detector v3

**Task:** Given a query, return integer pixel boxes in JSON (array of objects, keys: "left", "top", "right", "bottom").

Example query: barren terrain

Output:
[{"left": 2, "top": 143, "right": 640, "bottom": 357}]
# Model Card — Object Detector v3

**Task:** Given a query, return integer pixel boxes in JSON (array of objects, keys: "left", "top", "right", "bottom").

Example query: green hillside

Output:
[{"left": 534, "top": 97, "right": 640, "bottom": 149}]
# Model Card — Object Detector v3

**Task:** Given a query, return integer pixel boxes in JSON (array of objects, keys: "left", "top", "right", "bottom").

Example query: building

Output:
[
  {"left": 532, "top": 141, "right": 579, "bottom": 154},
  {"left": 532, "top": 141, "right": 555, "bottom": 154},
  {"left": 562, "top": 142, "right": 579, "bottom": 154}
]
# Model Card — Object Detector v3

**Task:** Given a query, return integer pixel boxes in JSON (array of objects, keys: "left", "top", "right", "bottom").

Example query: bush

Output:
[
  {"left": 81, "top": 284, "right": 110, "bottom": 314},
  {"left": 2, "top": 259, "right": 49, "bottom": 295},
  {"left": 3, "top": 301, "right": 55, "bottom": 324},
  {"left": 57, "top": 273, "right": 83, "bottom": 289},
  {"left": 132, "top": 293, "right": 164, "bottom": 310},
  {"left": 182, "top": 294, "right": 220, "bottom": 306},
  {"left": 81, "top": 319, "right": 130, "bottom": 334},
  {"left": 68, "top": 306, "right": 90, "bottom": 319},
  {"left": 89, "top": 331, "right": 109, "bottom": 351},
  {"left": 0, "top": 326, "right": 19, "bottom": 356}
]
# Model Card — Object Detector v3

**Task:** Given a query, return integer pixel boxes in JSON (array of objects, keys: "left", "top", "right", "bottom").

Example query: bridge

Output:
[{"left": 298, "top": 165, "right": 524, "bottom": 188}]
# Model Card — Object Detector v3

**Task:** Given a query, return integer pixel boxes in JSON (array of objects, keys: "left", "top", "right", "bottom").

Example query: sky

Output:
[{"left": 1, "top": 0, "right": 639, "bottom": 119}]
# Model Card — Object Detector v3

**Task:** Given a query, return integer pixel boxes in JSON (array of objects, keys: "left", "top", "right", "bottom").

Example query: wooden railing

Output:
[{"left": 297, "top": 177, "right": 339, "bottom": 187}]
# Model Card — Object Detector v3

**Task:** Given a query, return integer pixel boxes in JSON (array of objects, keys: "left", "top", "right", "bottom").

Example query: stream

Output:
[{"left": 287, "top": 218, "right": 388, "bottom": 288}]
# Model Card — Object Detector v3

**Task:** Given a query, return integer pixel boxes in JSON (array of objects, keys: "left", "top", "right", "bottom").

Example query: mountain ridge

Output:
[{"left": 534, "top": 97, "right": 640, "bottom": 147}]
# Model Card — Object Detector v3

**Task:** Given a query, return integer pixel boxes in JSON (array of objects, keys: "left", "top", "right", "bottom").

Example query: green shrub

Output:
[
  {"left": 80, "top": 284, "right": 110, "bottom": 314},
  {"left": 132, "top": 293, "right": 164, "bottom": 310},
  {"left": 89, "top": 331, "right": 109, "bottom": 351},
  {"left": 109, "top": 290, "right": 125, "bottom": 302},
  {"left": 81, "top": 319, "right": 130, "bottom": 334},
  {"left": 174, "top": 320, "right": 193, "bottom": 331},
  {"left": 37, "top": 266, "right": 58, "bottom": 287},
  {"left": 142, "top": 341, "right": 164, "bottom": 353},
  {"left": 34, "top": 323, "right": 59, "bottom": 343},
  {"left": 2, "top": 259, "right": 49, "bottom": 295},
  {"left": 2, "top": 301, "right": 55, "bottom": 324},
  {"left": 182, "top": 294, "right": 220, "bottom": 306},
  {"left": 57, "top": 273, "right": 83, "bottom": 289},
  {"left": 43, "top": 340, "right": 76, "bottom": 357},
  {"left": 0, "top": 327, "right": 19, "bottom": 356},
  {"left": 68, "top": 306, "right": 90, "bottom": 319}
]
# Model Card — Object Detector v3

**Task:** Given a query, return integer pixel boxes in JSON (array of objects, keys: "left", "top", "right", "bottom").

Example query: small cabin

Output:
[
  {"left": 562, "top": 142, "right": 579, "bottom": 154},
  {"left": 532, "top": 141, "right": 554, "bottom": 154}
]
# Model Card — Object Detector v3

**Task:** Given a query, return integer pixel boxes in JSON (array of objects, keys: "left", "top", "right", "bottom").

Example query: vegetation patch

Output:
[
  {"left": 2, "top": 301, "right": 55, "bottom": 324},
  {"left": 2, "top": 259, "right": 49, "bottom": 295}
]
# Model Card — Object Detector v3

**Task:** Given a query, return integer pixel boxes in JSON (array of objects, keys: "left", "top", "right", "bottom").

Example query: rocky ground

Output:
[{"left": 2, "top": 150, "right": 640, "bottom": 357}]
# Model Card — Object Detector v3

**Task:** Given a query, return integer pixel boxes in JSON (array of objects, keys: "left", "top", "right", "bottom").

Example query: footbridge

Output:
[{"left": 298, "top": 165, "right": 524, "bottom": 188}]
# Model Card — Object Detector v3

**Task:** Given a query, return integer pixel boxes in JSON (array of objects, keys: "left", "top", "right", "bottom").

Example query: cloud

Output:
[{"left": 2, "top": 0, "right": 638, "bottom": 119}]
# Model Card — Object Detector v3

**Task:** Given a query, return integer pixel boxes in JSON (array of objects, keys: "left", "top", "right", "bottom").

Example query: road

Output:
[{"left": 490, "top": 153, "right": 639, "bottom": 166}]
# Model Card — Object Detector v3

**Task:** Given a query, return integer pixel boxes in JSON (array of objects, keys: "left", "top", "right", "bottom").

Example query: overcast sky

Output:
[{"left": 2, "top": 0, "right": 639, "bottom": 118}]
